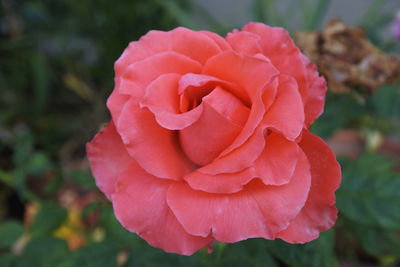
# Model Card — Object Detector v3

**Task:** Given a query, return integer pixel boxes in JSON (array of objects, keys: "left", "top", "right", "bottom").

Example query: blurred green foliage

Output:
[{"left": 1, "top": 0, "right": 400, "bottom": 266}]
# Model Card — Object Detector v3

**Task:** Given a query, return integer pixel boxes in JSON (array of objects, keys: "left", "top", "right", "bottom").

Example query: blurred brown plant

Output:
[{"left": 296, "top": 19, "right": 400, "bottom": 97}]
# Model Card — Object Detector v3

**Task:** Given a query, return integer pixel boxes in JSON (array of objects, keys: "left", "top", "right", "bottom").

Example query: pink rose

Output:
[{"left": 87, "top": 22, "right": 341, "bottom": 255}]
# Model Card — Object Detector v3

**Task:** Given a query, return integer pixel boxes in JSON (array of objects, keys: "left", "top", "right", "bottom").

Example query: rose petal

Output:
[
  {"left": 203, "top": 51, "right": 279, "bottom": 155},
  {"left": 201, "top": 87, "right": 250, "bottom": 127},
  {"left": 164, "top": 27, "right": 224, "bottom": 64},
  {"left": 142, "top": 74, "right": 181, "bottom": 114},
  {"left": 226, "top": 30, "right": 263, "bottom": 55},
  {"left": 167, "top": 151, "right": 311, "bottom": 242},
  {"left": 203, "top": 50, "right": 278, "bottom": 106},
  {"left": 179, "top": 87, "right": 249, "bottom": 166},
  {"left": 115, "top": 27, "right": 223, "bottom": 77},
  {"left": 262, "top": 74, "right": 304, "bottom": 140},
  {"left": 243, "top": 22, "right": 326, "bottom": 127},
  {"left": 261, "top": 73, "right": 280, "bottom": 112},
  {"left": 184, "top": 167, "right": 256, "bottom": 194},
  {"left": 199, "top": 31, "right": 232, "bottom": 51},
  {"left": 254, "top": 132, "right": 300, "bottom": 186},
  {"left": 277, "top": 131, "right": 341, "bottom": 243},
  {"left": 141, "top": 74, "right": 203, "bottom": 130},
  {"left": 301, "top": 55, "right": 328, "bottom": 126},
  {"left": 106, "top": 89, "right": 131, "bottom": 124},
  {"left": 194, "top": 83, "right": 295, "bottom": 176},
  {"left": 178, "top": 73, "right": 242, "bottom": 107},
  {"left": 197, "top": 126, "right": 266, "bottom": 175},
  {"left": 112, "top": 162, "right": 212, "bottom": 255},
  {"left": 242, "top": 23, "right": 307, "bottom": 95},
  {"left": 119, "top": 52, "right": 202, "bottom": 98},
  {"left": 86, "top": 122, "right": 132, "bottom": 199},
  {"left": 117, "top": 99, "right": 194, "bottom": 180}
]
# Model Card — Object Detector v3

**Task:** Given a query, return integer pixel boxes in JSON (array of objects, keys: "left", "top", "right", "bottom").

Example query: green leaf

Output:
[
  {"left": 16, "top": 237, "right": 69, "bottom": 267},
  {"left": 345, "top": 219, "right": 400, "bottom": 257},
  {"left": 12, "top": 168, "right": 38, "bottom": 201},
  {"left": 31, "top": 52, "right": 51, "bottom": 114},
  {"left": 337, "top": 154, "right": 400, "bottom": 230},
  {"left": 304, "top": 0, "right": 332, "bottom": 30},
  {"left": 218, "top": 239, "right": 278, "bottom": 267},
  {"left": 30, "top": 201, "right": 67, "bottom": 237},
  {"left": 67, "top": 169, "right": 96, "bottom": 190},
  {"left": 99, "top": 204, "right": 138, "bottom": 248},
  {"left": 124, "top": 239, "right": 278, "bottom": 267},
  {"left": 13, "top": 132, "right": 34, "bottom": 166},
  {"left": 0, "top": 170, "right": 14, "bottom": 187},
  {"left": 265, "top": 230, "right": 337, "bottom": 267},
  {"left": 312, "top": 93, "right": 366, "bottom": 138},
  {"left": 124, "top": 243, "right": 204, "bottom": 267},
  {"left": 0, "top": 220, "right": 24, "bottom": 248},
  {"left": 25, "top": 152, "right": 52, "bottom": 175},
  {"left": 0, "top": 253, "right": 17, "bottom": 267},
  {"left": 369, "top": 84, "right": 400, "bottom": 120},
  {"left": 65, "top": 242, "right": 119, "bottom": 267}
]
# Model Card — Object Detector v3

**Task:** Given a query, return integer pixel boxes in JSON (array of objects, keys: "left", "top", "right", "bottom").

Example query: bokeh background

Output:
[{"left": 1, "top": 0, "right": 400, "bottom": 266}]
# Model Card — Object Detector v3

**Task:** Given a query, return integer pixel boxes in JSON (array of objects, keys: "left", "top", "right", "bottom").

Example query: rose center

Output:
[
  {"left": 178, "top": 86, "right": 250, "bottom": 166},
  {"left": 179, "top": 84, "right": 214, "bottom": 113}
]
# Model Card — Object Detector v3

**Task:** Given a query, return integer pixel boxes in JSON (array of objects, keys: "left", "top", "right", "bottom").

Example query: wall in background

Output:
[{"left": 191, "top": 0, "right": 400, "bottom": 30}]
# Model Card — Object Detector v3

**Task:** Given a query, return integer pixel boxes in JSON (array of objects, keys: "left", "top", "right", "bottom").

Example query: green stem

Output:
[{"left": 305, "top": 0, "right": 332, "bottom": 30}]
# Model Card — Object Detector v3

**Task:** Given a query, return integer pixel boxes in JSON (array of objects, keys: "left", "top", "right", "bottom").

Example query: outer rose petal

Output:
[
  {"left": 242, "top": 23, "right": 306, "bottom": 96},
  {"left": 301, "top": 55, "right": 328, "bottom": 126},
  {"left": 119, "top": 52, "right": 202, "bottom": 98},
  {"left": 141, "top": 74, "right": 203, "bottom": 130},
  {"left": 86, "top": 122, "right": 132, "bottom": 199},
  {"left": 243, "top": 22, "right": 326, "bottom": 126},
  {"left": 226, "top": 30, "right": 263, "bottom": 55},
  {"left": 117, "top": 99, "right": 194, "bottom": 180},
  {"left": 254, "top": 133, "right": 300, "bottom": 186},
  {"left": 262, "top": 75, "right": 304, "bottom": 140},
  {"left": 277, "top": 131, "right": 341, "bottom": 243},
  {"left": 179, "top": 87, "right": 249, "bottom": 166},
  {"left": 199, "top": 31, "right": 232, "bottom": 51},
  {"left": 167, "top": 151, "right": 311, "bottom": 243},
  {"left": 112, "top": 162, "right": 212, "bottom": 255},
  {"left": 115, "top": 27, "right": 223, "bottom": 76},
  {"left": 106, "top": 89, "right": 130, "bottom": 125}
]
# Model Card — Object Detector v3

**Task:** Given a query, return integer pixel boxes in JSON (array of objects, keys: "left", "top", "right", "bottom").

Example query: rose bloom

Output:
[{"left": 87, "top": 22, "right": 341, "bottom": 255}]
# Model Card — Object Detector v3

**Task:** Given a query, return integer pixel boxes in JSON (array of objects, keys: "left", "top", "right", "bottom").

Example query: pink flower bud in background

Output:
[{"left": 393, "top": 11, "right": 400, "bottom": 40}]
